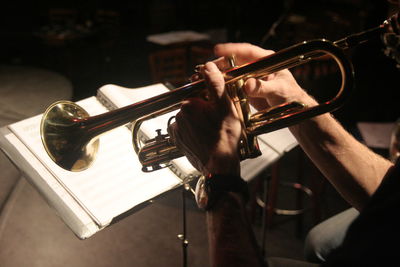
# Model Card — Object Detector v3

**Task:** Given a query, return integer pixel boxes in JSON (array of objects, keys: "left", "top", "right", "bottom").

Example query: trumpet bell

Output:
[{"left": 40, "top": 101, "right": 99, "bottom": 171}]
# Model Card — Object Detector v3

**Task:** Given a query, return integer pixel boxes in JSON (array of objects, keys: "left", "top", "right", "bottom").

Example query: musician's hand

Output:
[
  {"left": 213, "top": 43, "right": 317, "bottom": 110},
  {"left": 168, "top": 62, "right": 241, "bottom": 176}
]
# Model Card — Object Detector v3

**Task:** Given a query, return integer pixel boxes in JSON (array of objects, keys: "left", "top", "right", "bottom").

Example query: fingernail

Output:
[{"left": 204, "top": 62, "right": 217, "bottom": 73}]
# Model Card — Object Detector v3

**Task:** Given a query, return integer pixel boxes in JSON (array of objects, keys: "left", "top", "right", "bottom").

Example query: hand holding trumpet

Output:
[
  {"left": 168, "top": 62, "right": 242, "bottom": 176},
  {"left": 213, "top": 43, "right": 318, "bottom": 109},
  {"left": 168, "top": 43, "right": 317, "bottom": 176}
]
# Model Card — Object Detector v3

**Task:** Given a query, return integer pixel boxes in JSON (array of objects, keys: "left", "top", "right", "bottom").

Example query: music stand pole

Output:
[{"left": 178, "top": 183, "right": 190, "bottom": 267}]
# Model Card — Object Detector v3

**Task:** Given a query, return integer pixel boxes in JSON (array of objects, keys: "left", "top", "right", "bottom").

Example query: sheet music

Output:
[
  {"left": 8, "top": 97, "right": 182, "bottom": 227},
  {"left": 240, "top": 141, "right": 280, "bottom": 182},
  {"left": 97, "top": 83, "right": 169, "bottom": 107},
  {"left": 1, "top": 128, "right": 100, "bottom": 238},
  {"left": 240, "top": 129, "right": 297, "bottom": 182},
  {"left": 258, "top": 128, "right": 298, "bottom": 154},
  {"left": 97, "top": 84, "right": 199, "bottom": 178}
]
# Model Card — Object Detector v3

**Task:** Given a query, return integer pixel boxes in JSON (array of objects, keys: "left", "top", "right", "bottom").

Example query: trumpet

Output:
[{"left": 40, "top": 15, "right": 396, "bottom": 172}]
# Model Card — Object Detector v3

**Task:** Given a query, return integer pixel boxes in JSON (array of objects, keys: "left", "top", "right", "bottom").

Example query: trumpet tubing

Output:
[{"left": 40, "top": 14, "right": 396, "bottom": 172}]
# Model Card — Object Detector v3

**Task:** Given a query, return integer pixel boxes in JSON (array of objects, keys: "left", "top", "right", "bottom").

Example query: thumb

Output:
[
  {"left": 244, "top": 77, "right": 281, "bottom": 98},
  {"left": 244, "top": 77, "right": 291, "bottom": 108}
]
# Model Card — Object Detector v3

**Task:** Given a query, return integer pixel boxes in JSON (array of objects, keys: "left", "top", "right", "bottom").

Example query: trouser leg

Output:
[{"left": 303, "top": 207, "right": 359, "bottom": 263}]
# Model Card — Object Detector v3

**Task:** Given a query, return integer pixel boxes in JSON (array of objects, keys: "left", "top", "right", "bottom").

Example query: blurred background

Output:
[
  {"left": 1, "top": 0, "right": 399, "bottom": 125},
  {"left": 0, "top": 0, "right": 399, "bottom": 266}
]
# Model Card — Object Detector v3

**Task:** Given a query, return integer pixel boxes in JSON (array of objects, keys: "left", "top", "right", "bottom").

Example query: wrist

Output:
[
  {"left": 204, "top": 154, "right": 241, "bottom": 176},
  {"left": 195, "top": 173, "right": 249, "bottom": 210}
]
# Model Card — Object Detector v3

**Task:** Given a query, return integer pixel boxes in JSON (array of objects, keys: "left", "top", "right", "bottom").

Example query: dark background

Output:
[
  {"left": 0, "top": 0, "right": 399, "bottom": 126},
  {"left": 0, "top": 1, "right": 398, "bottom": 265}
]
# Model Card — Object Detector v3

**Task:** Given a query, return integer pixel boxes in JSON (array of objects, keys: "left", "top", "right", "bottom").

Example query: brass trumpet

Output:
[{"left": 40, "top": 16, "right": 395, "bottom": 172}]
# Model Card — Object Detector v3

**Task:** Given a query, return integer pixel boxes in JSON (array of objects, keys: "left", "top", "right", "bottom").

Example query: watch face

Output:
[{"left": 195, "top": 175, "right": 209, "bottom": 210}]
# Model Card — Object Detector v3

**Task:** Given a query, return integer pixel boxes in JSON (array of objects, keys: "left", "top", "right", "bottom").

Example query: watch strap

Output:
[{"left": 195, "top": 174, "right": 249, "bottom": 210}]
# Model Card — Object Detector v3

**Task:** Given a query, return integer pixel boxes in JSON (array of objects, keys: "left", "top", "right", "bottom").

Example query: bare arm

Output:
[{"left": 290, "top": 113, "right": 392, "bottom": 210}]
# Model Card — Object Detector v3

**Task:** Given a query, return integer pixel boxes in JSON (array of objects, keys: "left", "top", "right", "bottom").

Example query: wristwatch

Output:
[{"left": 195, "top": 173, "right": 249, "bottom": 210}]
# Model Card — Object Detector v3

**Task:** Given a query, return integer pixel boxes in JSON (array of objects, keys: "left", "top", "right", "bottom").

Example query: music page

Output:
[{"left": 7, "top": 96, "right": 182, "bottom": 229}]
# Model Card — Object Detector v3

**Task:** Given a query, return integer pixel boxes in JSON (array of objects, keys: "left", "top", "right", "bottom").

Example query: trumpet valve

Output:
[{"left": 138, "top": 129, "right": 183, "bottom": 172}]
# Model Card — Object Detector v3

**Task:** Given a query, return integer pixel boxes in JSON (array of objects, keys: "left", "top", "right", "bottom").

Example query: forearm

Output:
[
  {"left": 207, "top": 192, "right": 266, "bottom": 267},
  {"left": 290, "top": 113, "right": 393, "bottom": 210}
]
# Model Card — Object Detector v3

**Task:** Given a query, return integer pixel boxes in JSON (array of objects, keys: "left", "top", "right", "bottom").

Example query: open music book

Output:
[{"left": 0, "top": 83, "right": 297, "bottom": 239}]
